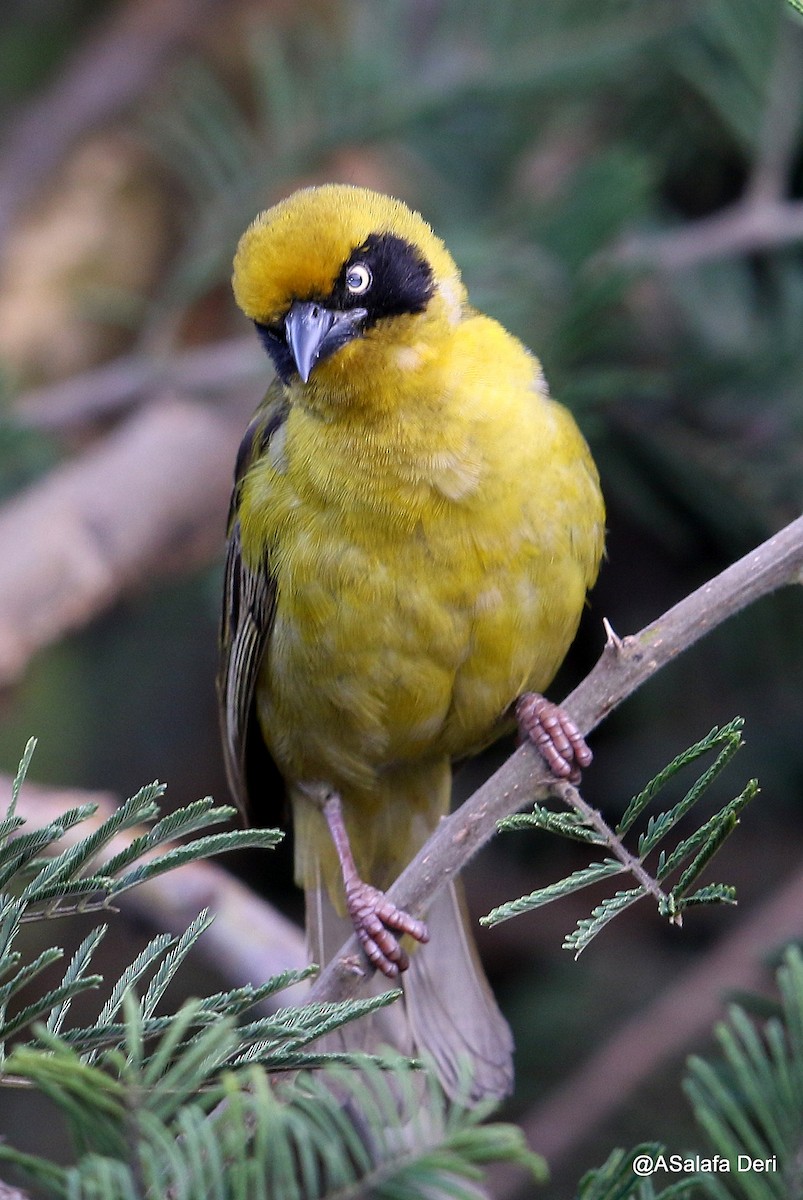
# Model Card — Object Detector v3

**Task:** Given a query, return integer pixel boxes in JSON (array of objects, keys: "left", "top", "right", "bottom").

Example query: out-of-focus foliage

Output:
[
  {"left": 145, "top": 0, "right": 803, "bottom": 546},
  {"left": 0, "top": 743, "right": 542, "bottom": 1197},
  {"left": 578, "top": 948, "right": 803, "bottom": 1199}
]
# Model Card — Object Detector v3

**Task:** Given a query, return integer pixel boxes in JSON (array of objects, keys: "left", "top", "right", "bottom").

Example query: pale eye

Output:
[{"left": 345, "top": 263, "right": 372, "bottom": 295}]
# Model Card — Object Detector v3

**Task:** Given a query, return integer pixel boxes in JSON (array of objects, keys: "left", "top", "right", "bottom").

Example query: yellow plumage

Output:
[{"left": 220, "top": 183, "right": 604, "bottom": 1101}]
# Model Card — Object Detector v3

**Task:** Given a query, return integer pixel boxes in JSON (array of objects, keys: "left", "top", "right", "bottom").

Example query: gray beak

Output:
[{"left": 284, "top": 300, "right": 367, "bottom": 382}]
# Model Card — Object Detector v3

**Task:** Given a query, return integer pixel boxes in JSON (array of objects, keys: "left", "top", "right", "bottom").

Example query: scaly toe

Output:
[{"left": 516, "top": 693, "right": 592, "bottom": 784}]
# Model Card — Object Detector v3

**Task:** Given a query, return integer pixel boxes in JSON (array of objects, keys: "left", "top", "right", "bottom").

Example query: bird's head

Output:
[{"left": 232, "top": 185, "right": 466, "bottom": 408}]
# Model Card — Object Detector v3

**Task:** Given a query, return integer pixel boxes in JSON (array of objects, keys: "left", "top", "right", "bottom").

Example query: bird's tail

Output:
[{"left": 306, "top": 874, "right": 514, "bottom": 1104}]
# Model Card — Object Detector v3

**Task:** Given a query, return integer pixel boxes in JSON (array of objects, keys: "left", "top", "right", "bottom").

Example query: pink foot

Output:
[
  {"left": 345, "top": 880, "right": 429, "bottom": 978},
  {"left": 516, "top": 693, "right": 592, "bottom": 785}
]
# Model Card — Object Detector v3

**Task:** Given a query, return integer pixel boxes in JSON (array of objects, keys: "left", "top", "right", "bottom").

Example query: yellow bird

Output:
[{"left": 218, "top": 184, "right": 604, "bottom": 1101}]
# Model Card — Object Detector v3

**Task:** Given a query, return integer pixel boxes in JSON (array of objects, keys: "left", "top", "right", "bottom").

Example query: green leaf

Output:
[
  {"left": 481, "top": 859, "right": 625, "bottom": 927},
  {"left": 499, "top": 804, "right": 607, "bottom": 844},
  {"left": 94, "top": 932, "right": 174, "bottom": 1032},
  {"left": 142, "top": 909, "right": 213, "bottom": 1019},
  {"left": 99, "top": 796, "right": 236, "bottom": 879},
  {"left": 637, "top": 721, "right": 744, "bottom": 858},
  {"left": 657, "top": 780, "right": 758, "bottom": 882},
  {"left": 9, "top": 737, "right": 37, "bottom": 819},
  {"left": 564, "top": 888, "right": 643, "bottom": 958},
  {"left": 110, "top": 827, "right": 282, "bottom": 894},
  {"left": 3, "top": 977, "right": 103, "bottom": 1040},
  {"left": 47, "top": 926, "right": 108, "bottom": 1036}
]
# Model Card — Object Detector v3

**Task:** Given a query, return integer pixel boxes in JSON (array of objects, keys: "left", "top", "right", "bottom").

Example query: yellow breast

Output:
[{"left": 238, "top": 312, "right": 604, "bottom": 801}]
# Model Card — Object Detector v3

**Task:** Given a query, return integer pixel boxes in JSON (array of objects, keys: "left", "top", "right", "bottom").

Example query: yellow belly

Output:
[{"left": 238, "top": 315, "right": 604, "bottom": 889}]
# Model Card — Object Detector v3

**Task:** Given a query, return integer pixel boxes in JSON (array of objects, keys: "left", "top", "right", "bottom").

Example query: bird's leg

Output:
[
  {"left": 321, "top": 789, "right": 429, "bottom": 979},
  {"left": 515, "top": 693, "right": 592, "bottom": 785}
]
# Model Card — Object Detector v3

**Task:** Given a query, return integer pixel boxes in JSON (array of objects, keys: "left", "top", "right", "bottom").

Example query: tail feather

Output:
[
  {"left": 306, "top": 874, "right": 513, "bottom": 1103},
  {"left": 404, "top": 882, "right": 513, "bottom": 1103}
]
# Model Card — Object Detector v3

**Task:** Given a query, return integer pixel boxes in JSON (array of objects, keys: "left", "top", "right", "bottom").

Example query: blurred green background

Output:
[{"left": 0, "top": 0, "right": 801, "bottom": 1194}]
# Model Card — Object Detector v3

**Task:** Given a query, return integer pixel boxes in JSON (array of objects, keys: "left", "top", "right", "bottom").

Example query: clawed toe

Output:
[
  {"left": 346, "top": 880, "right": 429, "bottom": 978},
  {"left": 516, "top": 693, "right": 591, "bottom": 784}
]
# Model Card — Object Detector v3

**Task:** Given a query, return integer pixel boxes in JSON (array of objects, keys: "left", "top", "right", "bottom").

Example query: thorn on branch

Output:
[{"left": 602, "top": 617, "right": 625, "bottom": 654}]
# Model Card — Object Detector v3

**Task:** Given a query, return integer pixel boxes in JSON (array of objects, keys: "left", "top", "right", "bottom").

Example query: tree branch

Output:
[
  {"left": 0, "top": 396, "right": 243, "bottom": 686},
  {"left": 613, "top": 196, "right": 803, "bottom": 270},
  {"left": 308, "top": 513, "right": 803, "bottom": 1004},
  {"left": 14, "top": 336, "right": 263, "bottom": 432},
  {"left": 613, "top": 20, "right": 803, "bottom": 270}
]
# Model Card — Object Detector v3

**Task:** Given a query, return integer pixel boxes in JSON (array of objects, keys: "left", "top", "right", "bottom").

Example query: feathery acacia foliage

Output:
[
  {"left": 0, "top": 742, "right": 542, "bottom": 1197},
  {"left": 578, "top": 948, "right": 803, "bottom": 1199},
  {"left": 481, "top": 719, "right": 757, "bottom": 955}
]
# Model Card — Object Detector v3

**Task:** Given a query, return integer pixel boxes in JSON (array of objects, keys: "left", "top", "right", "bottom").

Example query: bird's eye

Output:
[{"left": 345, "top": 263, "right": 372, "bottom": 295}]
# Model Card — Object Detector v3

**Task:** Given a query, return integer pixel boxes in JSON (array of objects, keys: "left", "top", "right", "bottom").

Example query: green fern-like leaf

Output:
[
  {"left": 636, "top": 724, "right": 744, "bottom": 859},
  {"left": 682, "top": 948, "right": 803, "bottom": 1197},
  {"left": 499, "top": 804, "right": 607, "bottom": 844},
  {"left": 487, "top": 718, "right": 753, "bottom": 954},
  {"left": 0, "top": 1030, "right": 544, "bottom": 1198},
  {"left": 618, "top": 720, "right": 743, "bottom": 837},
  {"left": 481, "top": 859, "right": 625, "bottom": 927},
  {"left": 46, "top": 926, "right": 108, "bottom": 1036},
  {"left": 564, "top": 888, "right": 643, "bottom": 958}
]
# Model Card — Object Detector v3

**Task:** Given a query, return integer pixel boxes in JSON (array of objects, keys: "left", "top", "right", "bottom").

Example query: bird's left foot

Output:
[
  {"left": 516, "top": 693, "right": 591, "bottom": 785},
  {"left": 315, "top": 785, "right": 430, "bottom": 978},
  {"left": 345, "top": 879, "right": 429, "bottom": 979}
]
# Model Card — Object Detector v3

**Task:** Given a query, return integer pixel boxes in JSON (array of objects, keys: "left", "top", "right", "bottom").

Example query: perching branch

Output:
[{"left": 308, "top": 512, "right": 803, "bottom": 1005}]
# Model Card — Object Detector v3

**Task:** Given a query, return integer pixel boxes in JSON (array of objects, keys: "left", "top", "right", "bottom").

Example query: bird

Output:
[{"left": 218, "top": 183, "right": 605, "bottom": 1102}]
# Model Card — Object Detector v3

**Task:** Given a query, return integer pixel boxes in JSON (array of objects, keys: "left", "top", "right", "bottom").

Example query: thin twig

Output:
[
  {"left": 15, "top": 336, "right": 263, "bottom": 431},
  {"left": 308, "top": 513, "right": 803, "bottom": 1005},
  {"left": 613, "top": 20, "right": 803, "bottom": 270},
  {"left": 553, "top": 780, "right": 672, "bottom": 916},
  {"left": 613, "top": 196, "right": 803, "bottom": 270}
]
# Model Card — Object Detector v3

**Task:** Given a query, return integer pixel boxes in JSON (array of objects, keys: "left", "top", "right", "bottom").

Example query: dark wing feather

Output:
[{"left": 217, "top": 387, "right": 288, "bottom": 825}]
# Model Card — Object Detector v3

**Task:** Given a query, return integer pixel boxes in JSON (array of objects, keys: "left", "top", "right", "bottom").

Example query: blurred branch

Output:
[
  {"left": 490, "top": 854, "right": 803, "bottom": 1195},
  {"left": 15, "top": 336, "right": 263, "bottom": 432},
  {"left": 1, "top": 773, "right": 307, "bottom": 1007},
  {"left": 614, "top": 18, "right": 803, "bottom": 269},
  {"left": 614, "top": 196, "right": 803, "bottom": 270},
  {"left": 746, "top": 21, "right": 803, "bottom": 205},
  {"left": 0, "top": 396, "right": 242, "bottom": 686},
  {"left": 309, "top": 513, "right": 803, "bottom": 1005},
  {"left": 0, "top": 1182, "right": 29, "bottom": 1200},
  {"left": 0, "top": 0, "right": 225, "bottom": 251}
]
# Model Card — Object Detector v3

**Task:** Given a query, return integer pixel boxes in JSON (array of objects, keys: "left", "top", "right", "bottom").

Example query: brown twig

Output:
[
  {"left": 555, "top": 779, "right": 673, "bottom": 916},
  {"left": 614, "top": 197, "right": 803, "bottom": 270},
  {"left": 613, "top": 19, "right": 803, "bottom": 270},
  {"left": 15, "top": 336, "right": 263, "bottom": 432},
  {"left": 308, "top": 513, "right": 803, "bottom": 1005},
  {"left": 0, "top": 396, "right": 243, "bottom": 687}
]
